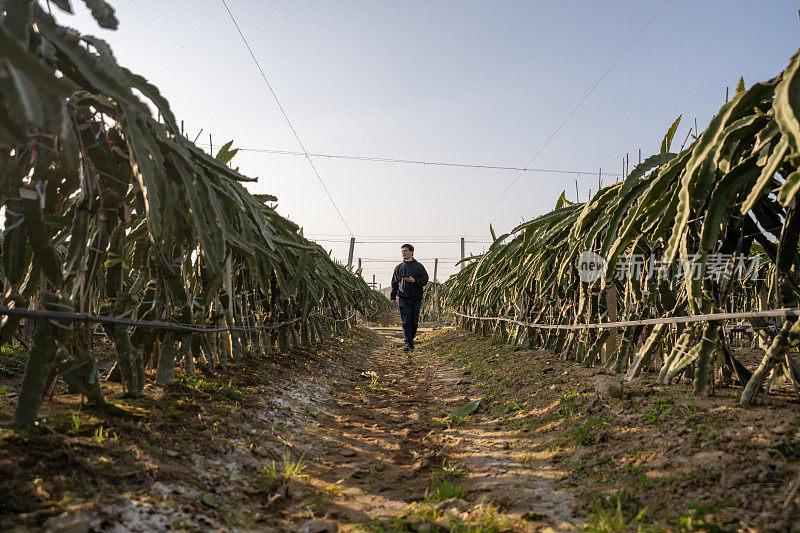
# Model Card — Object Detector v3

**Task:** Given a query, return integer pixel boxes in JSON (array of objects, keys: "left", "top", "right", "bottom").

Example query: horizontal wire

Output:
[
  {"left": 466, "top": 0, "right": 671, "bottom": 234},
  {"left": 360, "top": 259, "right": 460, "bottom": 264},
  {"left": 305, "top": 233, "right": 487, "bottom": 238},
  {"left": 0, "top": 307, "right": 355, "bottom": 333},
  {"left": 219, "top": 0, "right": 353, "bottom": 235},
  {"left": 195, "top": 143, "right": 622, "bottom": 177},
  {"left": 454, "top": 307, "right": 799, "bottom": 331},
  {"left": 315, "top": 239, "right": 492, "bottom": 244}
]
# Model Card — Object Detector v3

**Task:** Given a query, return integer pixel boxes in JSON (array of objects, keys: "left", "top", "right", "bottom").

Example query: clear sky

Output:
[{"left": 54, "top": 0, "right": 799, "bottom": 287}]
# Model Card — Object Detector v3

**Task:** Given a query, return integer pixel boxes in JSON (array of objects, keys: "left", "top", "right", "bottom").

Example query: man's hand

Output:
[
  {"left": 403, "top": 276, "right": 415, "bottom": 283},
  {"left": 392, "top": 299, "right": 398, "bottom": 308}
]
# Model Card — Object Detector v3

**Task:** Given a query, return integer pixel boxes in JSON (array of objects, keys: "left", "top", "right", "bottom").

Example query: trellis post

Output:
[
  {"left": 434, "top": 258, "right": 439, "bottom": 321},
  {"left": 347, "top": 237, "right": 355, "bottom": 269},
  {"left": 604, "top": 278, "right": 619, "bottom": 363}
]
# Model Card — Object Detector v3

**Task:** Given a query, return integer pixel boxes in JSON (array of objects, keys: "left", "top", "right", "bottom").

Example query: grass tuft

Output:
[{"left": 256, "top": 448, "right": 308, "bottom": 492}]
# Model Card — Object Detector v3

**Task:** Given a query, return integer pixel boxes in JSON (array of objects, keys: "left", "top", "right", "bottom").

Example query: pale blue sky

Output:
[{"left": 55, "top": 1, "right": 799, "bottom": 285}]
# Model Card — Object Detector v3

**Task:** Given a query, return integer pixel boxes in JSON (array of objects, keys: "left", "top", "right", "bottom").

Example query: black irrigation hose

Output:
[
  {"left": 0, "top": 307, "right": 356, "bottom": 334},
  {"left": 454, "top": 308, "right": 800, "bottom": 330}
]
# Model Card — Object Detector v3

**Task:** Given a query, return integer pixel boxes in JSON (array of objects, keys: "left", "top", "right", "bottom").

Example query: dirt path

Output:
[
  {"left": 6, "top": 326, "right": 573, "bottom": 533},
  {"left": 268, "top": 330, "right": 576, "bottom": 531},
  {"left": 4, "top": 325, "right": 797, "bottom": 531}
]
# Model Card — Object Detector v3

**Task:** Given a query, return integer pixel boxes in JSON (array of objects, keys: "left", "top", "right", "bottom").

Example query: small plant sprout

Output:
[{"left": 70, "top": 410, "right": 82, "bottom": 432}]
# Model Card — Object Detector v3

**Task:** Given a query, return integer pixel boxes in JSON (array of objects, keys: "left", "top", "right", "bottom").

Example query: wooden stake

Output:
[
  {"left": 347, "top": 237, "right": 355, "bottom": 269},
  {"left": 598, "top": 168, "right": 602, "bottom": 191},
  {"left": 575, "top": 180, "right": 579, "bottom": 203},
  {"left": 212, "top": 297, "right": 220, "bottom": 362},
  {"left": 725, "top": 86, "right": 729, "bottom": 103},
  {"left": 759, "top": 282, "right": 769, "bottom": 349},
  {"left": 221, "top": 256, "right": 235, "bottom": 363},
  {"left": 460, "top": 237, "right": 465, "bottom": 269},
  {"left": 225, "top": 255, "right": 234, "bottom": 327},
  {"left": 209, "top": 134, "right": 213, "bottom": 155},
  {"left": 434, "top": 258, "right": 440, "bottom": 321}
]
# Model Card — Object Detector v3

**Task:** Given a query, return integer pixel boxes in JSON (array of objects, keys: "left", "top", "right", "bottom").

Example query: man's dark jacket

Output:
[{"left": 390, "top": 259, "right": 429, "bottom": 302}]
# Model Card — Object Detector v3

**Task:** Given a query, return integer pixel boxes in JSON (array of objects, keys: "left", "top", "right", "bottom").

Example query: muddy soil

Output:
[
  {"left": 0, "top": 324, "right": 798, "bottom": 532},
  {"left": 425, "top": 329, "right": 800, "bottom": 532}
]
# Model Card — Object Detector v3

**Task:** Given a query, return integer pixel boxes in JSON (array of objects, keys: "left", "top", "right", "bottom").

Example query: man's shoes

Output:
[
  {"left": 403, "top": 343, "right": 411, "bottom": 352},
  {"left": 408, "top": 342, "right": 415, "bottom": 351}
]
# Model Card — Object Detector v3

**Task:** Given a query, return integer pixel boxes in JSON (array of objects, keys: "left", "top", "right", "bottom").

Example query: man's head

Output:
[{"left": 401, "top": 243, "right": 414, "bottom": 261}]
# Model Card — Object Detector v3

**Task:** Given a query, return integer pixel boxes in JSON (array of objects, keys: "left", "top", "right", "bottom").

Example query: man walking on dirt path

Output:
[{"left": 390, "top": 244, "right": 429, "bottom": 352}]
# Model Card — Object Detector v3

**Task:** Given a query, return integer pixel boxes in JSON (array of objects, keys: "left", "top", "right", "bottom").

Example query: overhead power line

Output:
[
  {"left": 195, "top": 143, "right": 623, "bottom": 178},
  {"left": 359, "top": 258, "right": 461, "bottom": 263},
  {"left": 219, "top": 0, "right": 353, "bottom": 236},
  {"left": 305, "top": 233, "right": 485, "bottom": 238},
  {"left": 313, "top": 239, "right": 492, "bottom": 244},
  {"left": 466, "top": 0, "right": 671, "bottom": 234}
]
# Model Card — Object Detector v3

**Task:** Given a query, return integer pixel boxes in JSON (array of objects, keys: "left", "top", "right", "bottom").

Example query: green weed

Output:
[
  {"left": 778, "top": 440, "right": 800, "bottom": 462},
  {"left": 257, "top": 449, "right": 308, "bottom": 491},
  {"left": 530, "top": 443, "right": 561, "bottom": 454},
  {"left": 645, "top": 400, "right": 673, "bottom": 425},
  {"left": 356, "top": 371, "right": 396, "bottom": 395},
  {"left": 669, "top": 500, "right": 730, "bottom": 532},
  {"left": 557, "top": 390, "right": 584, "bottom": 420},
  {"left": 689, "top": 422, "right": 723, "bottom": 446},
  {"left": 325, "top": 472, "right": 354, "bottom": 496},
  {"left": 70, "top": 410, "right": 81, "bottom": 432},
  {"left": 366, "top": 500, "right": 506, "bottom": 533},
  {"left": 579, "top": 490, "right": 652, "bottom": 532},
  {"left": 172, "top": 374, "right": 244, "bottom": 401},
  {"left": 568, "top": 415, "right": 610, "bottom": 446},
  {"left": 92, "top": 426, "right": 117, "bottom": 444},
  {"left": 431, "top": 459, "right": 468, "bottom": 483},
  {"left": 0, "top": 342, "right": 27, "bottom": 375},
  {"left": 501, "top": 400, "right": 524, "bottom": 413},
  {"left": 428, "top": 479, "right": 468, "bottom": 502},
  {"left": 366, "top": 468, "right": 385, "bottom": 480}
]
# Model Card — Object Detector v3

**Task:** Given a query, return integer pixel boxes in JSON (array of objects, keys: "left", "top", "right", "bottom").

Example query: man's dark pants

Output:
[{"left": 398, "top": 298, "right": 422, "bottom": 347}]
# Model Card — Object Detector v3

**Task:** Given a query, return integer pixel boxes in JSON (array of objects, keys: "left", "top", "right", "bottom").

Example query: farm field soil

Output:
[{"left": 0, "top": 326, "right": 797, "bottom": 532}]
